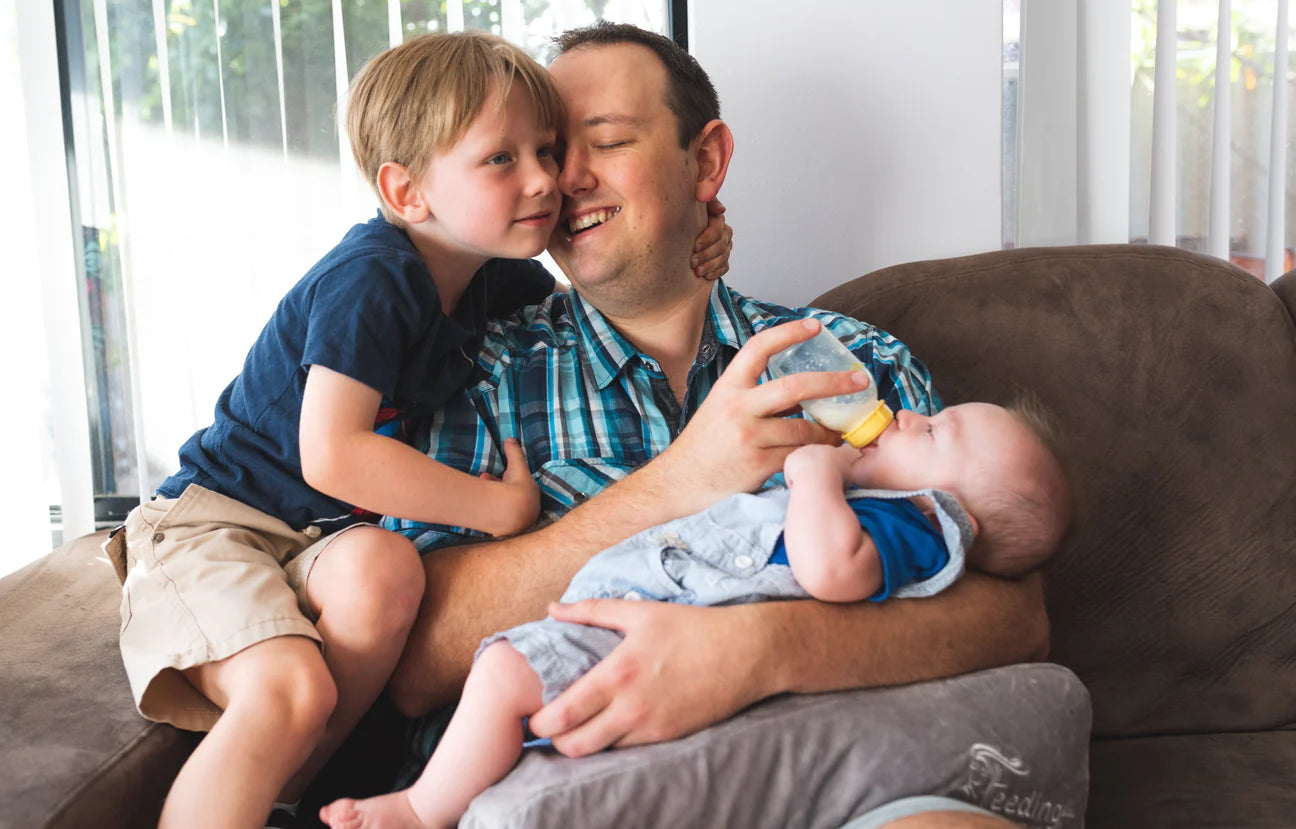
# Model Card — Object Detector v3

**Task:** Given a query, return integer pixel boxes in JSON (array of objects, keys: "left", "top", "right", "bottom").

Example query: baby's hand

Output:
[
  {"left": 479, "top": 438, "right": 541, "bottom": 536},
  {"left": 783, "top": 443, "right": 854, "bottom": 487}
]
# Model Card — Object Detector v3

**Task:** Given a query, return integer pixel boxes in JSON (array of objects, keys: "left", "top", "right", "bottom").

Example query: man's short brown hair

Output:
[
  {"left": 551, "top": 21, "right": 719, "bottom": 148},
  {"left": 346, "top": 31, "right": 564, "bottom": 225}
]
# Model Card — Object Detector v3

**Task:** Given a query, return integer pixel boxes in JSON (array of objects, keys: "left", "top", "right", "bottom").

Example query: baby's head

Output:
[
  {"left": 849, "top": 398, "right": 1070, "bottom": 576},
  {"left": 345, "top": 31, "right": 564, "bottom": 228}
]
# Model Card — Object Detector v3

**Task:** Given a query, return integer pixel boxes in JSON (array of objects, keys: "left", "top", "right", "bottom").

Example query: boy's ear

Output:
[
  {"left": 693, "top": 119, "right": 734, "bottom": 204},
  {"left": 377, "top": 162, "right": 431, "bottom": 224}
]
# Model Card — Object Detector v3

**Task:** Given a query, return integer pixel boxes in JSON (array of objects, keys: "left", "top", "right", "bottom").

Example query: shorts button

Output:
[
  {"left": 733, "top": 554, "right": 754, "bottom": 569},
  {"left": 152, "top": 532, "right": 165, "bottom": 544}
]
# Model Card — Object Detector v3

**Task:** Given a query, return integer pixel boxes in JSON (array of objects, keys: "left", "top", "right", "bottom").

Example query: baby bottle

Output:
[{"left": 767, "top": 323, "right": 894, "bottom": 448}]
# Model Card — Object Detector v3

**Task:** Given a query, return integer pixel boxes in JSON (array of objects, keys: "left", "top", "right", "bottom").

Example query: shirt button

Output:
[
  {"left": 624, "top": 590, "right": 643, "bottom": 601},
  {"left": 734, "top": 554, "right": 754, "bottom": 569},
  {"left": 151, "top": 532, "right": 165, "bottom": 544}
]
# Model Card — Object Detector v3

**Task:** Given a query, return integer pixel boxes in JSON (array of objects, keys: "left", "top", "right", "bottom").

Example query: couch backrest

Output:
[{"left": 813, "top": 244, "right": 1296, "bottom": 739}]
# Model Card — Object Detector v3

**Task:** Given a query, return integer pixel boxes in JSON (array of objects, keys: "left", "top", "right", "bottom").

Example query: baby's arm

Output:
[
  {"left": 299, "top": 364, "right": 539, "bottom": 537},
  {"left": 781, "top": 444, "right": 883, "bottom": 602}
]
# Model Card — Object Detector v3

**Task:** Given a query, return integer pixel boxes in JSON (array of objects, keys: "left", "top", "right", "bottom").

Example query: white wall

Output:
[{"left": 692, "top": 1, "right": 1002, "bottom": 307}]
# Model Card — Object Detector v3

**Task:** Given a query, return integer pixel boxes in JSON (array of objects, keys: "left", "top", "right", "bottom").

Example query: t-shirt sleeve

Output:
[
  {"left": 850, "top": 497, "right": 951, "bottom": 601},
  {"left": 485, "top": 258, "right": 557, "bottom": 318},
  {"left": 816, "top": 312, "right": 942, "bottom": 415},
  {"left": 301, "top": 252, "right": 440, "bottom": 400}
]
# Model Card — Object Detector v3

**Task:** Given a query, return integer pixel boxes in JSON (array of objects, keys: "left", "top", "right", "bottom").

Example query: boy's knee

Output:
[
  {"left": 317, "top": 530, "right": 425, "bottom": 631},
  {"left": 269, "top": 650, "right": 338, "bottom": 732},
  {"left": 223, "top": 644, "right": 337, "bottom": 738}
]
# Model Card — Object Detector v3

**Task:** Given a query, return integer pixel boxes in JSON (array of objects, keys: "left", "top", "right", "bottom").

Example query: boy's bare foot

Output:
[{"left": 318, "top": 791, "right": 428, "bottom": 829}]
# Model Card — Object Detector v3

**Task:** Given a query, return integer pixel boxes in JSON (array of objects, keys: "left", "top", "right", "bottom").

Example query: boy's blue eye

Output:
[{"left": 487, "top": 152, "right": 513, "bottom": 165}]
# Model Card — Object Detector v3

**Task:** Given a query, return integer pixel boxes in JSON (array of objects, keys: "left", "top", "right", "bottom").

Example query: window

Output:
[{"left": 53, "top": 0, "right": 675, "bottom": 527}]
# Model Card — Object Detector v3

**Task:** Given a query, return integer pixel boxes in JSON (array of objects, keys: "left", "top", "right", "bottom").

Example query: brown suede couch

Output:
[{"left": 3, "top": 244, "right": 1294, "bottom": 828}]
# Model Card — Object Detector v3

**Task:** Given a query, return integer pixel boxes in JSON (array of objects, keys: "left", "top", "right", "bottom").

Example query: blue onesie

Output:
[{"left": 481, "top": 486, "right": 973, "bottom": 704}]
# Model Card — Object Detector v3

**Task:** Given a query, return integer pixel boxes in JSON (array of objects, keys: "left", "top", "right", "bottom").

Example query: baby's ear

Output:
[{"left": 377, "top": 162, "right": 431, "bottom": 224}]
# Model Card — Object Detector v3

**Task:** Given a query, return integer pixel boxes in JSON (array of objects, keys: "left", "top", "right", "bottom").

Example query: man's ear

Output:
[
  {"left": 377, "top": 161, "right": 431, "bottom": 224},
  {"left": 693, "top": 119, "right": 734, "bottom": 204}
]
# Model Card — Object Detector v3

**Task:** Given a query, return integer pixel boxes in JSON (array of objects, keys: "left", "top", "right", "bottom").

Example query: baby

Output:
[{"left": 321, "top": 398, "right": 1070, "bottom": 829}]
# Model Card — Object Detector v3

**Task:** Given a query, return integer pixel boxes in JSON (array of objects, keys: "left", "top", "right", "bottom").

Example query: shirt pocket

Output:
[{"left": 535, "top": 457, "right": 641, "bottom": 519}]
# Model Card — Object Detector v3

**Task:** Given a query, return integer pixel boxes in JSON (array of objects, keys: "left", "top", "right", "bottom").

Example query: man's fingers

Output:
[
  {"left": 745, "top": 369, "right": 871, "bottom": 418},
  {"left": 546, "top": 598, "right": 638, "bottom": 631},
  {"left": 720, "top": 319, "right": 824, "bottom": 386},
  {"left": 528, "top": 669, "right": 615, "bottom": 748}
]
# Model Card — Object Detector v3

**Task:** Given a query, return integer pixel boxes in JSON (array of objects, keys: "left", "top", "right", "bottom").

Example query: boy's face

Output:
[
  {"left": 848, "top": 402, "right": 1034, "bottom": 501},
  {"left": 417, "top": 84, "right": 560, "bottom": 261}
]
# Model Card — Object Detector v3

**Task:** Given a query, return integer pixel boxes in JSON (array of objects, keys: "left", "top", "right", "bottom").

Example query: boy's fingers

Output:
[{"left": 500, "top": 438, "right": 532, "bottom": 474}]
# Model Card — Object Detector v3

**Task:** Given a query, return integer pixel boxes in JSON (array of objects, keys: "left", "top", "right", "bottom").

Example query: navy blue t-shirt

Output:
[{"left": 157, "top": 213, "right": 556, "bottom": 531}]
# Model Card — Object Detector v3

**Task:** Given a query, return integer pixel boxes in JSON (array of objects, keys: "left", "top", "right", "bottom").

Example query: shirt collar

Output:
[{"left": 568, "top": 280, "right": 751, "bottom": 391}]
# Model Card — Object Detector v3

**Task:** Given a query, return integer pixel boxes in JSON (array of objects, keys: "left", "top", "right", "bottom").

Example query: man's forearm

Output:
[
  {"left": 387, "top": 459, "right": 689, "bottom": 717},
  {"left": 747, "top": 572, "right": 1049, "bottom": 699}
]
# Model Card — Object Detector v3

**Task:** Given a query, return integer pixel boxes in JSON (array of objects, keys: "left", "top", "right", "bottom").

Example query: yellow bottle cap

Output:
[{"left": 842, "top": 402, "right": 894, "bottom": 448}]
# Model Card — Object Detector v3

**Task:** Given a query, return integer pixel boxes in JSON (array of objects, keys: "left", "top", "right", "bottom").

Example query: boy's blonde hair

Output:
[
  {"left": 346, "top": 31, "right": 564, "bottom": 226},
  {"left": 966, "top": 393, "right": 1072, "bottom": 578}
]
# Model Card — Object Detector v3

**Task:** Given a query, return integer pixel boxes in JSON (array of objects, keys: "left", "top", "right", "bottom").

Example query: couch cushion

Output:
[
  {"left": 1089, "top": 729, "right": 1296, "bottom": 827},
  {"left": 814, "top": 244, "right": 1296, "bottom": 740},
  {"left": 463, "top": 663, "right": 1091, "bottom": 829},
  {"left": 0, "top": 532, "right": 195, "bottom": 829}
]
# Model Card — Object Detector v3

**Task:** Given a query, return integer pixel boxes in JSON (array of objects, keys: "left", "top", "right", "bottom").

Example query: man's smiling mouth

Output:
[{"left": 567, "top": 207, "right": 620, "bottom": 236}]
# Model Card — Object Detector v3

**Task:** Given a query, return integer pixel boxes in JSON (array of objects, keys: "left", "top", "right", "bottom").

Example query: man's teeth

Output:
[{"left": 569, "top": 208, "right": 619, "bottom": 234}]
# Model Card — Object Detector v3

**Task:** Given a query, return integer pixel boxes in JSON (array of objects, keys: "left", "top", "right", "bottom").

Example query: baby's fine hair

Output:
[
  {"left": 969, "top": 392, "right": 1072, "bottom": 578},
  {"left": 345, "top": 31, "right": 565, "bottom": 226}
]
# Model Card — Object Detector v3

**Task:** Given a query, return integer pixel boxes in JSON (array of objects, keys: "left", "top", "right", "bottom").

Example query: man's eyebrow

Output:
[{"left": 581, "top": 114, "right": 648, "bottom": 129}]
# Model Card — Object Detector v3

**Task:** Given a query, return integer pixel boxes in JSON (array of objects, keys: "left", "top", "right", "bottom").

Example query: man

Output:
[{"left": 386, "top": 20, "right": 1046, "bottom": 769}]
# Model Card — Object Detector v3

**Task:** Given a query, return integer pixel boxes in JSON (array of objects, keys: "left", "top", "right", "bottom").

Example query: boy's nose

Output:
[{"left": 525, "top": 158, "right": 556, "bottom": 198}]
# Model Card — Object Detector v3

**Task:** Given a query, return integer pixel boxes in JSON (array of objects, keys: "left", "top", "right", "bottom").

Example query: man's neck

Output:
[{"left": 596, "top": 280, "right": 714, "bottom": 401}]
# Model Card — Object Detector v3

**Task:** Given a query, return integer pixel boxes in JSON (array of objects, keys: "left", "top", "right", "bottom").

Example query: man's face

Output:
[{"left": 546, "top": 43, "right": 704, "bottom": 304}]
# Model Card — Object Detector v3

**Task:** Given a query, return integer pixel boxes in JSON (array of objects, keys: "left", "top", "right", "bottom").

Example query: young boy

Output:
[
  {"left": 105, "top": 31, "right": 731, "bottom": 829},
  {"left": 318, "top": 394, "right": 1071, "bottom": 829}
]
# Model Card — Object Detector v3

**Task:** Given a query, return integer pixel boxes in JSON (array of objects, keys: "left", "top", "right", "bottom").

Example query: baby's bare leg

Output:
[{"left": 320, "top": 641, "right": 543, "bottom": 829}]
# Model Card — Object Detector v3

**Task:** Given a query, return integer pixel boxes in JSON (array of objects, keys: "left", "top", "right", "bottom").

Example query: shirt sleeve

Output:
[
  {"left": 301, "top": 251, "right": 440, "bottom": 401},
  {"left": 850, "top": 497, "right": 952, "bottom": 601},
  {"left": 816, "top": 311, "right": 942, "bottom": 415}
]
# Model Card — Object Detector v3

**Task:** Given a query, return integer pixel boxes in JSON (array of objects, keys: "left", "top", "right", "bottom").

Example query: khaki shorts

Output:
[{"left": 104, "top": 483, "right": 370, "bottom": 732}]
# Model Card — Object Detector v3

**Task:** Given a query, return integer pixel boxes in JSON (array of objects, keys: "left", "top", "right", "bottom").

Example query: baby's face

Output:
[{"left": 847, "top": 403, "right": 1034, "bottom": 498}]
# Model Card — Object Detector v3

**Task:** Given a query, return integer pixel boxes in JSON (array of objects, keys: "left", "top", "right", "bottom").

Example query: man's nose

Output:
[{"left": 558, "top": 146, "right": 594, "bottom": 196}]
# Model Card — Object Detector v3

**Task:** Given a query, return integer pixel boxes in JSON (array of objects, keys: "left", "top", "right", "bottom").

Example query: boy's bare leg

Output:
[
  {"left": 281, "top": 528, "right": 425, "bottom": 801},
  {"left": 160, "top": 636, "right": 337, "bottom": 829},
  {"left": 320, "top": 641, "right": 543, "bottom": 829}
]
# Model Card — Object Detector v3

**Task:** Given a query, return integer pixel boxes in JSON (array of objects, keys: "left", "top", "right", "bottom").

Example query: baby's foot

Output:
[{"left": 318, "top": 791, "right": 427, "bottom": 829}]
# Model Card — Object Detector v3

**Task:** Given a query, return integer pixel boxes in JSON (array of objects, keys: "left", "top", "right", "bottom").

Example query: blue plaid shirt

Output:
[{"left": 385, "top": 280, "right": 941, "bottom": 551}]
